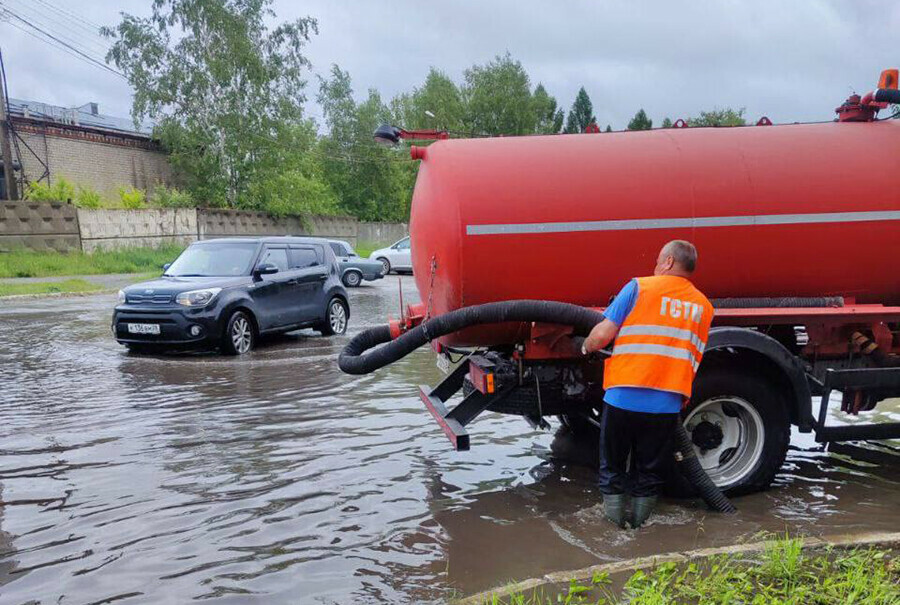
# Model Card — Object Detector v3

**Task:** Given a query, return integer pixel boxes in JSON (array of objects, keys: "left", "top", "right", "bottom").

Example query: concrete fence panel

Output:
[
  {"left": 0, "top": 200, "right": 81, "bottom": 252},
  {"left": 303, "top": 214, "right": 358, "bottom": 247},
  {"left": 0, "top": 202, "right": 403, "bottom": 254},
  {"left": 357, "top": 222, "right": 408, "bottom": 247},
  {"left": 198, "top": 209, "right": 305, "bottom": 239},
  {"left": 78, "top": 208, "right": 198, "bottom": 252}
]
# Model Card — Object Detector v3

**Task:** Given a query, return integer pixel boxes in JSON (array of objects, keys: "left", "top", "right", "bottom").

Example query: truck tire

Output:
[{"left": 683, "top": 368, "right": 790, "bottom": 495}]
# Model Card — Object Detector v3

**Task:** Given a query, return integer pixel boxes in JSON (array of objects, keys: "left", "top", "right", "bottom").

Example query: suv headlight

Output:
[
  {"left": 175, "top": 288, "right": 222, "bottom": 307},
  {"left": 117, "top": 290, "right": 126, "bottom": 304}
]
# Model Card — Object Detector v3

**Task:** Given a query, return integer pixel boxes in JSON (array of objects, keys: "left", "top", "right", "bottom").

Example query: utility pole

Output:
[{"left": 0, "top": 48, "right": 19, "bottom": 200}]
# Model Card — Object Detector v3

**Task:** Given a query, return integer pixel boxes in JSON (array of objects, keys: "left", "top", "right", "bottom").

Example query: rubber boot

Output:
[
  {"left": 630, "top": 496, "right": 658, "bottom": 528},
  {"left": 602, "top": 493, "right": 627, "bottom": 528}
]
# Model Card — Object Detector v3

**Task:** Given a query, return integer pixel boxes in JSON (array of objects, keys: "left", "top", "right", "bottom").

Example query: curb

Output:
[{"left": 457, "top": 531, "right": 900, "bottom": 604}]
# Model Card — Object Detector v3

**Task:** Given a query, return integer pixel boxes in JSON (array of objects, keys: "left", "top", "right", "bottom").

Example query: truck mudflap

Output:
[{"left": 418, "top": 353, "right": 514, "bottom": 451}]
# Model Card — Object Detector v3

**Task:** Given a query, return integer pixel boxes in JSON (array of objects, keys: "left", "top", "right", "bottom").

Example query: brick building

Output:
[{"left": 1, "top": 99, "right": 173, "bottom": 201}]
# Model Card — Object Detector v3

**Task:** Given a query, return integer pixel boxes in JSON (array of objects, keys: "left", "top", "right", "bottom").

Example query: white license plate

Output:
[
  {"left": 127, "top": 323, "right": 160, "bottom": 335},
  {"left": 436, "top": 353, "right": 452, "bottom": 374}
]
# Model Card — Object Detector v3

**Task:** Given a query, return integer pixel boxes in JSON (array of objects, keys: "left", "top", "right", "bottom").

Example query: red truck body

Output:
[
  {"left": 382, "top": 84, "right": 900, "bottom": 495},
  {"left": 410, "top": 120, "right": 900, "bottom": 347}
]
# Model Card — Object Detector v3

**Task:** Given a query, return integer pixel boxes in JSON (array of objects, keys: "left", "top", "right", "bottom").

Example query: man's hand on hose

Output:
[
  {"left": 572, "top": 336, "right": 609, "bottom": 361},
  {"left": 582, "top": 318, "right": 620, "bottom": 357}
]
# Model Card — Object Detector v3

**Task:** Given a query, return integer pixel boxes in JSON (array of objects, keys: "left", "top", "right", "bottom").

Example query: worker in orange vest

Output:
[{"left": 582, "top": 240, "right": 714, "bottom": 528}]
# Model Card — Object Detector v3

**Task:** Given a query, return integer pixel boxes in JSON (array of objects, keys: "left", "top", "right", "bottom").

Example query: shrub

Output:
[
  {"left": 74, "top": 186, "right": 103, "bottom": 209},
  {"left": 24, "top": 177, "right": 77, "bottom": 203},
  {"left": 150, "top": 184, "right": 195, "bottom": 208},
  {"left": 245, "top": 170, "right": 340, "bottom": 217},
  {"left": 118, "top": 186, "right": 146, "bottom": 209}
]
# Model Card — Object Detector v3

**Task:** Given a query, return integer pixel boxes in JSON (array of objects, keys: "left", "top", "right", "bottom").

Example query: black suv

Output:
[{"left": 113, "top": 237, "right": 350, "bottom": 354}]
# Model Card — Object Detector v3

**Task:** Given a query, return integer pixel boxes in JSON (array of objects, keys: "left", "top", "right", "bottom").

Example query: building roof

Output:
[{"left": 7, "top": 98, "right": 152, "bottom": 137}]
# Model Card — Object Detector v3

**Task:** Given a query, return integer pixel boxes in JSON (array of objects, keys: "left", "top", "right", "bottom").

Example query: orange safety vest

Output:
[{"left": 603, "top": 275, "right": 714, "bottom": 398}]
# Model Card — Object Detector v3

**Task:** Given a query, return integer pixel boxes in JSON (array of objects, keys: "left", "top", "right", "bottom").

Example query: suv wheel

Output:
[
  {"left": 223, "top": 311, "right": 255, "bottom": 355},
  {"left": 342, "top": 270, "right": 362, "bottom": 287},
  {"left": 319, "top": 298, "right": 348, "bottom": 336},
  {"left": 377, "top": 257, "right": 391, "bottom": 275}
]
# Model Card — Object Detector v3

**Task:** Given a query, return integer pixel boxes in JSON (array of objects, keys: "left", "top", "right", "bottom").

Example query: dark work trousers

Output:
[{"left": 597, "top": 404, "right": 679, "bottom": 497}]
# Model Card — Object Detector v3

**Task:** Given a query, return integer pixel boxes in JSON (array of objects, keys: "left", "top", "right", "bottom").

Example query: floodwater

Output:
[{"left": 1, "top": 276, "right": 898, "bottom": 604}]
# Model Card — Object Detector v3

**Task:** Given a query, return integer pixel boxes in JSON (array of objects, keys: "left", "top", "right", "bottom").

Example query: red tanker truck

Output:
[{"left": 341, "top": 73, "right": 900, "bottom": 496}]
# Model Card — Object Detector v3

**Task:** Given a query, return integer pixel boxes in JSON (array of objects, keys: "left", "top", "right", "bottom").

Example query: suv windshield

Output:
[{"left": 165, "top": 242, "right": 258, "bottom": 277}]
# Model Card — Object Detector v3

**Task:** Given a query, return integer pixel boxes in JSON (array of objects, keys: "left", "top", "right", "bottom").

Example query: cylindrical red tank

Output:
[{"left": 409, "top": 121, "right": 900, "bottom": 346}]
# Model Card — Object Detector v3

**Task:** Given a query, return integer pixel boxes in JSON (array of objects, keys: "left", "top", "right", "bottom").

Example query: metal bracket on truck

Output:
[{"left": 419, "top": 353, "right": 512, "bottom": 451}]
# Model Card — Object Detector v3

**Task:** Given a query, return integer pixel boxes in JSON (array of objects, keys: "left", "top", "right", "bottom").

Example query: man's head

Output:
[{"left": 654, "top": 240, "right": 697, "bottom": 277}]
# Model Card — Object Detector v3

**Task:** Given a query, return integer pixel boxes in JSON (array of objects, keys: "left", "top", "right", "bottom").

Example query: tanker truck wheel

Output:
[{"left": 682, "top": 368, "right": 790, "bottom": 495}]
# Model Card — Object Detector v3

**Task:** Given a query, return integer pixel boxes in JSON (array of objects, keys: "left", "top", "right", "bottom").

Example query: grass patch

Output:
[
  {"left": 0, "top": 278, "right": 103, "bottom": 297},
  {"left": 481, "top": 538, "right": 899, "bottom": 604},
  {"left": 355, "top": 245, "right": 375, "bottom": 258},
  {"left": 0, "top": 244, "right": 184, "bottom": 278}
]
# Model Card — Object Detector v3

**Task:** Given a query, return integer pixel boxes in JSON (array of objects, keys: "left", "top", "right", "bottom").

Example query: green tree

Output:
[
  {"left": 627, "top": 109, "right": 653, "bottom": 131},
  {"left": 563, "top": 87, "right": 596, "bottom": 133},
  {"left": 318, "top": 66, "right": 412, "bottom": 221},
  {"left": 462, "top": 53, "right": 538, "bottom": 135},
  {"left": 688, "top": 108, "right": 746, "bottom": 127},
  {"left": 661, "top": 117, "right": 673, "bottom": 128},
  {"left": 605, "top": 125, "right": 612, "bottom": 132},
  {"left": 103, "top": 0, "right": 320, "bottom": 207},
  {"left": 532, "top": 83, "right": 564, "bottom": 134},
  {"left": 391, "top": 68, "right": 466, "bottom": 133}
]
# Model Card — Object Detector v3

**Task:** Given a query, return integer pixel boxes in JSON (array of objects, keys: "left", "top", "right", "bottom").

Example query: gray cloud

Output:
[{"left": 2, "top": 0, "right": 899, "bottom": 128}]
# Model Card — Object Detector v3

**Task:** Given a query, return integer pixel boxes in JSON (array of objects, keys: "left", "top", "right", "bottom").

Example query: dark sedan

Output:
[{"left": 112, "top": 237, "right": 350, "bottom": 355}]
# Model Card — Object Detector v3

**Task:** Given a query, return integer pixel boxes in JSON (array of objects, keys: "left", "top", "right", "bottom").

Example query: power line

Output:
[
  {"left": 5, "top": 0, "right": 110, "bottom": 56},
  {"left": 1, "top": 17, "right": 116, "bottom": 81},
  {"left": 0, "top": 5, "right": 125, "bottom": 79},
  {"left": 2, "top": 2, "right": 112, "bottom": 66},
  {"left": 32, "top": 0, "right": 104, "bottom": 34}
]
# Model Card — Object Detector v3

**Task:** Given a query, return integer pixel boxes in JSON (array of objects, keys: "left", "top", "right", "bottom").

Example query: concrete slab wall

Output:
[
  {"left": 357, "top": 222, "right": 408, "bottom": 247},
  {"left": 78, "top": 208, "right": 198, "bottom": 252},
  {"left": 0, "top": 201, "right": 401, "bottom": 253},
  {"left": 305, "top": 215, "right": 358, "bottom": 246},
  {"left": 197, "top": 209, "right": 304, "bottom": 239},
  {"left": 0, "top": 200, "right": 81, "bottom": 252},
  {"left": 198, "top": 210, "right": 358, "bottom": 247}
]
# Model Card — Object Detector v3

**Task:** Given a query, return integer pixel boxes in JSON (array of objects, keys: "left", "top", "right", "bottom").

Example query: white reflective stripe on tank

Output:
[
  {"left": 612, "top": 343, "right": 700, "bottom": 371},
  {"left": 618, "top": 324, "right": 706, "bottom": 353},
  {"left": 465, "top": 209, "right": 900, "bottom": 236}
]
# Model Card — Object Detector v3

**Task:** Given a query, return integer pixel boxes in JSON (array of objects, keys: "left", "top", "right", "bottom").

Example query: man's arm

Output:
[
  {"left": 583, "top": 318, "right": 620, "bottom": 353},
  {"left": 582, "top": 278, "right": 637, "bottom": 355}
]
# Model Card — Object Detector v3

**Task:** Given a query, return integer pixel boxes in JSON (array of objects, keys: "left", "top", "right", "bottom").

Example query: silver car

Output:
[
  {"left": 369, "top": 236, "right": 412, "bottom": 275},
  {"left": 328, "top": 240, "right": 386, "bottom": 287}
]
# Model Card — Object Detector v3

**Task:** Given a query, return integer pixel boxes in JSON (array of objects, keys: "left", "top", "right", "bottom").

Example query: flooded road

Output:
[{"left": 1, "top": 276, "right": 899, "bottom": 603}]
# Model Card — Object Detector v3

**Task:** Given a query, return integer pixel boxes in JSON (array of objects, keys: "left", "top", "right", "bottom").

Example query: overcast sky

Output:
[{"left": 2, "top": 0, "right": 900, "bottom": 129}]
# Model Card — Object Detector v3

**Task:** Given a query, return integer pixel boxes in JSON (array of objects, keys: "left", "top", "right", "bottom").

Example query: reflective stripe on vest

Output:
[
  {"left": 611, "top": 343, "right": 700, "bottom": 372},
  {"left": 617, "top": 324, "right": 707, "bottom": 355},
  {"left": 603, "top": 275, "right": 714, "bottom": 398}
]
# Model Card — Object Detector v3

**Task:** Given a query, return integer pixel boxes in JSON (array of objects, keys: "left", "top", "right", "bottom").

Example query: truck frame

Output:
[{"left": 408, "top": 300, "right": 900, "bottom": 494}]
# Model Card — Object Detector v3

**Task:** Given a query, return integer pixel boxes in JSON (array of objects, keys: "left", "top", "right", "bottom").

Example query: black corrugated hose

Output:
[
  {"left": 712, "top": 296, "right": 843, "bottom": 309},
  {"left": 338, "top": 299, "right": 736, "bottom": 513},
  {"left": 339, "top": 300, "right": 604, "bottom": 375},
  {"left": 673, "top": 423, "right": 737, "bottom": 513}
]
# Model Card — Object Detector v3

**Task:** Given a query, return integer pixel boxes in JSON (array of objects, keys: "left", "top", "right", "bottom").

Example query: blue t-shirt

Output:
[{"left": 602, "top": 279, "right": 682, "bottom": 415}]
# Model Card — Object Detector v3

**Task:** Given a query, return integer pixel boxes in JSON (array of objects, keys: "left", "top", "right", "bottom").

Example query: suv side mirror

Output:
[
  {"left": 254, "top": 263, "right": 279, "bottom": 277},
  {"left": 162, "top": 262, "right": 171, "bottom": 271}
]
